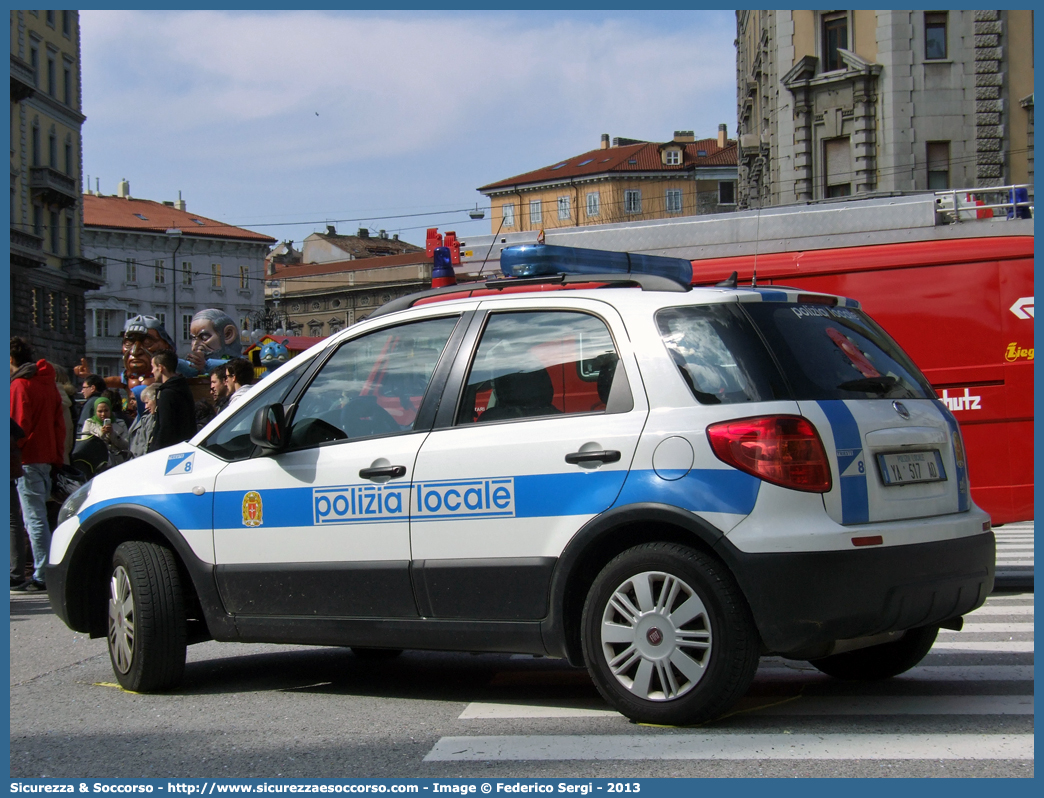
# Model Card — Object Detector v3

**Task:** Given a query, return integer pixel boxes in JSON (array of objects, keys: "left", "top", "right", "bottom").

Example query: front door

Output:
[{"left": 210, "top": 314, "right": 461, "bottom": 617}]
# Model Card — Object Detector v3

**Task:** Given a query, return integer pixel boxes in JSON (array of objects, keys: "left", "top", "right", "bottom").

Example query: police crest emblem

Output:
[{"left": 242, "top": 491, "right": 263, "bottom": 527}]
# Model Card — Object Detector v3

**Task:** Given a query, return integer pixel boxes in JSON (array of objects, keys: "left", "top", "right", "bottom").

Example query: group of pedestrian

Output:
[{"left": 10, "top": 339, "right": 258, "bottom": 595}]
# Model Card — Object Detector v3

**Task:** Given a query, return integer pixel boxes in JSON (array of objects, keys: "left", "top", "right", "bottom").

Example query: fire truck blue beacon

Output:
[{"left": 47, "top": 245, "right": 994, "bottom": 725}]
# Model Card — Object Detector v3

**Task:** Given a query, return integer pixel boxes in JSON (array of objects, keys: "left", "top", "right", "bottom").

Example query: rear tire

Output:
[
  {"left": 581, "top": 542, "right": 760, "bottom": 725},
  {"left": 809, "top": 625, "right": 939, "bottom": 680},
  {"left": 107, "top": 541, "right": 187, "bottom": 692}
]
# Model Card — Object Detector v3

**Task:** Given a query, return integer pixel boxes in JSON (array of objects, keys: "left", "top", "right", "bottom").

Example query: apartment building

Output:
[
  {"left": 478, "top": 130, "right": 738, "bottom": 235},
  {"left": 736, "top": 10, "right": 1034, "bottom": 207},
  {"left": 81, "top": 186, "right": 275, "bottom": 377},
  {"left": 10, "top": 9, "right": 103, "bottom": 366}
]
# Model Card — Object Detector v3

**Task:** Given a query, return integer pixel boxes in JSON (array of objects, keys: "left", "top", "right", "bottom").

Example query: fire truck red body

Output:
[{"left": 689, "top": 234, "right": 1033, "bottom": 525}]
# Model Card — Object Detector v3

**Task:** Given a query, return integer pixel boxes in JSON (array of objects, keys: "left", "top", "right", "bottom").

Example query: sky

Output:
[{"left": 80, "top": 10, "right": 738, "bottom": 249}]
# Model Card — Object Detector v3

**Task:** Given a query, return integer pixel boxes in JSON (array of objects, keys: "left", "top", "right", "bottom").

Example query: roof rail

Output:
[{"left": 369, "top": 272, "right": 689, "bottom": 319}]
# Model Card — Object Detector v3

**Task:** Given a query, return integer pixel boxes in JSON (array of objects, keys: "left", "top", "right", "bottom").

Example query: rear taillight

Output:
[{"left": 707, "top": 415, "right": 832, "bottom": 493}]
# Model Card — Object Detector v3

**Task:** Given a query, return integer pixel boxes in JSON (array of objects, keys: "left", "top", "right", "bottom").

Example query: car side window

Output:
[
  {"left": 288, "top": 316, "right": 459, "bottom": 448},
  {"left": 457, "top": 310, "right": 623, "bottom": 424}
]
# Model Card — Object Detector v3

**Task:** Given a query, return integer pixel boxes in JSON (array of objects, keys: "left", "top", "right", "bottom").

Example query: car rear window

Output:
[
  {"left": 656, "top": 305, "right": 788, "bottom": 404},
  {"left": 740, "top": 302, "right": 935, "bottom": 401}
]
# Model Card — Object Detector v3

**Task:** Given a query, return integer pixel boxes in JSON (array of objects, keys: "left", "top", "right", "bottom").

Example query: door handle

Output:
[
  {"left": 565, "top": 450, "right": 621, "bottom": 465},
  {"left": 359, "top": 465, "right": 407, "bottom": 479}
]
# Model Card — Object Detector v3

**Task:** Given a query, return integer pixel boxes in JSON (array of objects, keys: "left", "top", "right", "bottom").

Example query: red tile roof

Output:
[
  {"left": 83, "top": 194, "right": 276, "bottom": 243},
  {"left": 272, "top": 250, "right": 433, "bottom": 280},
  {"left": 478, "top": 138, "right": 737, "bottom": 193}
]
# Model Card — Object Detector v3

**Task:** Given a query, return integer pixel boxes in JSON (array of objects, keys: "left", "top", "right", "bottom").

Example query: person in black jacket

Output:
[{"left": 147, "top": 351, "right": 197, "bottom": 452}]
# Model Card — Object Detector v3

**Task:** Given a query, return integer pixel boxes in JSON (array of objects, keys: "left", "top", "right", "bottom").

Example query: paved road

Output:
[{"left": 10, "top": 526, "right": 1033, "bottom": 779}]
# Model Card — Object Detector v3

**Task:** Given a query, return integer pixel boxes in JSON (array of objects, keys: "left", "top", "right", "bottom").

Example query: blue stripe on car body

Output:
[{"left": 816, "top": 400, "right": 869, "bottom": 525}]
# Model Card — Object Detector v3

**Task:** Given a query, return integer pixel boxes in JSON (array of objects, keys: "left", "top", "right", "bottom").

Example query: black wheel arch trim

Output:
[
  {"left": 49, "top": 503, "right": 236, "bottom": 640},
  {"left": 539, "top": 502, "right": 727, "bottom": 664}
]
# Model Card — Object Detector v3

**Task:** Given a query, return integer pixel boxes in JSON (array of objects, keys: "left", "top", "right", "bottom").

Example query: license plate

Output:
[{"left": 876, "top": 450, "right": 947, "bottom": 486}]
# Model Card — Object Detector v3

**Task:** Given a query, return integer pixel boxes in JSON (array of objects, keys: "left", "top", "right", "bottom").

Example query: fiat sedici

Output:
[{"left": 49, "top": 244, "right": 994, "bottom": 725}]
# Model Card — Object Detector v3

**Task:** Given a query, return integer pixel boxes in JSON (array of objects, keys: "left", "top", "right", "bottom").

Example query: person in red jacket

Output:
[{"left": 10, "top": 337, "right": 65, "bottom": 592}]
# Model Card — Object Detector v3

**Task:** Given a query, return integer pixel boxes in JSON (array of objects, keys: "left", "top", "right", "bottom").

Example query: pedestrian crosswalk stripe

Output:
[
  {"left": 753, "top": 664, "right": 1033, "bottom": 681},
  {"left": 958, "top": 622, "right": 1034, "bottom": 632},
  {"left": 929, "top": 641, "right": 1034, "bottom": 652},
  {"left": 424, "top": 733, "right": 1035, "bottom": 761},
  {"left": 967, "top": 605, "right": 1034, "bottom": 615},
  {"left": 458, "top": 695, "right": 1032, "bottom": 720}
]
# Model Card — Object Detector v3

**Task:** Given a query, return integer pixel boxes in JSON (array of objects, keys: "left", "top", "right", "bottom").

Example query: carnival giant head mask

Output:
[{"left": 121, "top": 315, "right": 176, "bottom": 386}]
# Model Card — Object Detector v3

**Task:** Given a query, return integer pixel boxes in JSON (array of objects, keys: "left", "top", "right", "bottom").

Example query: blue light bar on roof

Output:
[{"left": 500, "top": 244, "right": 693, "bottom": 287}]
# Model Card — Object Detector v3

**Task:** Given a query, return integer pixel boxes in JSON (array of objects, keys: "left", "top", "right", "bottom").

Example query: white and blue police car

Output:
[{"left": 49, "top": 244, "right": 994, "bottom": 725}]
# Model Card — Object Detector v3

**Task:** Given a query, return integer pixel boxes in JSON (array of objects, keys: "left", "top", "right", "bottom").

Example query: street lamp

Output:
[{"left": 166, "top": 228, "right": 183, "bottom": 345}]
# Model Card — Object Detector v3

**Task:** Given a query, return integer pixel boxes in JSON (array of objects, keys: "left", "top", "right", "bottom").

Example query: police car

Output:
[{"left": 48, "top": 244, "right": 994, "bottom": 725}]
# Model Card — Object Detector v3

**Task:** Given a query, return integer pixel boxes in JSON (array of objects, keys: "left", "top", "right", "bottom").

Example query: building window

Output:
[
  {"left": 47, "top": 55, "right": 56, "bottom": 97},
  {"left": 665, "top": 150, "right": 681, "bottom": 166},
  {"left": 212, "top": 263, "right": 222, "bottom": 288},
  {"left": 65, "top": 214, "right": 74, "bottom": 256},
  {"left": 154, "top": 259, "right": 166, "bottom": 284},
  {"left": 49, "top": 132, "right": 57, "bottom": 167},
  {"left": 586, "top": 192, "right": 600, "bottom": 218},
  {"left": 49, "top": 210, "right": 59, "bottom": 252},
  {"left": 665, "top": 189, "right": 683, "bottom": 213},
  {"left": 182, "top": 314, "right": 192, "bottom": 343},
  {"left": 925, "top": 12, "right": 947, "bottom": 60},
  {"left": 46, "top": 11, "right": 55, "bottom": 27},
  {"left": 64, "top": 141, "right": 73, "bottom": 175},
  {"left": 719, "top": 181, "right": 736, "bottom": 205},
  {"left": 126, "top": 258, "right": 137, "bottom": 284},
  {"left": 62, "top": 11, "right": 71, "bottom": 36},
  {"left": 31, "top": 125, "right": 40, "bottom": 166},
  {"left": 30, "top": 43, "right": 39, "bottom": 87},
  {"left": 63, "top": 65, "right": 71, "bottom": 105},
  {"left": 240, "top": 265, "right": 249, "bottom": 289},
  {"left": 927, "top": 141, "right": 950, "bottom": 189},
  {"left": 156, "top": 313, "right": 166, "bottom": 331},
  {"left": 501, "top": 203, "right": 515, "bottom": 227},
  {"left": 557, "top": 196, "right": 571, "bottom": 221},
  {"left": 182, "top": 261, "right": 192, "bottom": 285},
  {"left": 33, "top": 206, "right": 43, "bottom": 238},
  {"left": 624, "top": 189, "right": 642, "bottom": 215},
  {"left": 822, "top": 11, "right": 848, "bottom": 72},
  {"left": 824, "top": 137, "right": 853, "bottom": 198},
  {"left": 529, "top": 199, "right": 542, "bottom": 225}
]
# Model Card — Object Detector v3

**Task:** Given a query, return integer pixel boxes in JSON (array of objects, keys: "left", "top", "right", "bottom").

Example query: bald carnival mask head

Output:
[{"left": 189, "top": 309, "right": 242, "bottom": 362}]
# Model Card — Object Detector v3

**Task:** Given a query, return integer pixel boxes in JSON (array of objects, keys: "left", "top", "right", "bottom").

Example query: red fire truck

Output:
[{"left": 456, "top": 187, "right": 1034, "bottom": 524}]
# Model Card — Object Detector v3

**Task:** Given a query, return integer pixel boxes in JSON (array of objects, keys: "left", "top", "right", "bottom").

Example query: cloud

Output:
[{"left": 80, "top": 10, "right": 737, "bottom": 243}]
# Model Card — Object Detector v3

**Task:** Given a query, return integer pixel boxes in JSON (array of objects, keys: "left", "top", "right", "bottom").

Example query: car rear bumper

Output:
[{"left": 716, "top": 528, "right": 996, "bottom": 657}]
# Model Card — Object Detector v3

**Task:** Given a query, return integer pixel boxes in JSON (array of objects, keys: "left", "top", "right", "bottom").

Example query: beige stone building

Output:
[
  {"left": 478, "top": 131, "right": 738, "bottom": 235},
  {"left": 736, "top": 10, "right": 1034, "bottom": 208},
  {"left": 10, "top": 9, "right": 103, "bottom": 365}
]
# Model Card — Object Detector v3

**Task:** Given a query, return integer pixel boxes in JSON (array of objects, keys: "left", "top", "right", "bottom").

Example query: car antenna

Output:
[
  {"left": 478, "top": 211, "right": 508, "bottom": 277},
  {"left": 751, "top": 206, "right": 761, "bottom": 288}
]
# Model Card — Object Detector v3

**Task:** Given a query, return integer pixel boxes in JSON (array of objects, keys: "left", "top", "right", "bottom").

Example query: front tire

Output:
[
  {"left": 107, "top": 541, "right": 187, "bottom": 692},
  {"left": 809, "top": 626, "right": 939, "bottom": 680},
  {"left": 581, "top": 542, "right": 760, "bottom": 725}
]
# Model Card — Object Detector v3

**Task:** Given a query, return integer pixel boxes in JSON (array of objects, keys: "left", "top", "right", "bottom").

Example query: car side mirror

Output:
[{"left": 249, "top": 404, "right": 287, "bottom": 452}]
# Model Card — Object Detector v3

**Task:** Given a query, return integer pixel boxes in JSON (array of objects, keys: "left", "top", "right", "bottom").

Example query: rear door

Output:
[
  {"left": 410, "top": 298, "right": 648, "bottom": 620},
  {"left": 741, "top": 298, "right": 969, "bottom": 524}
]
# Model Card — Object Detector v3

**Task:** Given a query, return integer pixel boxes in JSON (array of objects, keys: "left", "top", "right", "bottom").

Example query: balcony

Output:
[
  {"left": 62, "top": 257, "right": 107, "bottom": 289},
  {"left": 29, "top": 166, "right": 78, "bottom": 209},
  {"left": 10, "top": 227, "right": 47, "bottom": 268},
  {"left": 10, "top": 55, "right": 36, "bottom": 103}
]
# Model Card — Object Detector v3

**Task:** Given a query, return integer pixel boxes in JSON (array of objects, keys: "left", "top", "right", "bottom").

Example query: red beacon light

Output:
[{"left": 431, "top": 245, "right": 457, "bottom": 288}]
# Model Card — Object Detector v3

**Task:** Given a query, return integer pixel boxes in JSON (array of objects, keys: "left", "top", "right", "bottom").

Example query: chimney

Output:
[
  {"left": 357, "top": 227, "right": 369, "bottom": 238},
  {"left": 673, "top": 130, "right": 695, "bottom": 143},
  {"left": 117, "top": 178, "right": 130, "bottom": 199},
  {"left": 718, "top": 123, "right": 728, "bottom": 148},
  {"left": 378, "top": 229, "right": 387, "bottom": 239},
  {"left": 175, "top": 190, "right": 186, "bottom": 212},
  {"left": 326, "top": 225, "right": 337, "bottom": 236},
  {"left": 392, "top": 233, "right": 399, "bottom": 240},
  {"left": 600, "top": 133, "right": 610, "bottom": 150}
]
